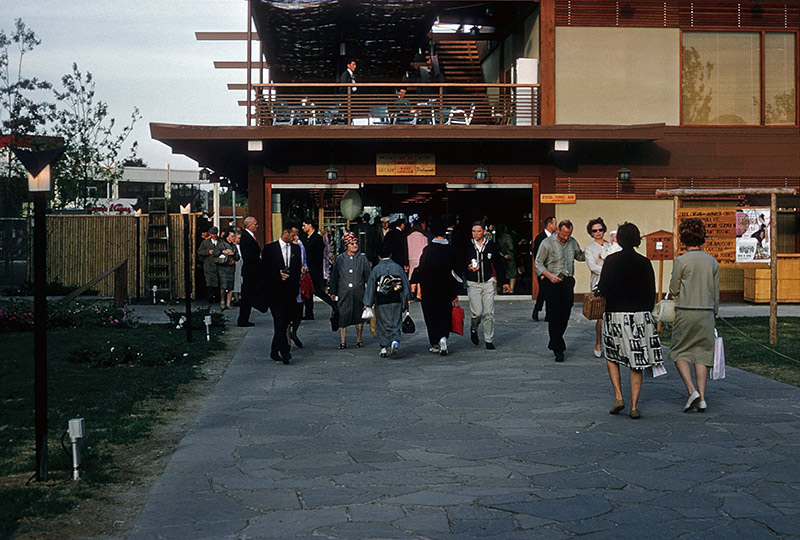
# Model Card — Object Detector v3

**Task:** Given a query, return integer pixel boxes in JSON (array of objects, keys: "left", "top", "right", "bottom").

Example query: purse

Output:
[
  {"left": 582, "top": 292, "right": 605, "bottom": 320},
  {"left": 652, "top": 295, "right": 676, "bottom": 323},
  {"left": 402, "top": 313, "right": 415, "bottom": 334},
  {"left": 329, "top": 305, "right": 339, "bottom": 332},
  {"left": 361, "top": 306, "right": 374, "bottom": 320},
  {"left": 451, "top": 299, "right": 465, "bottom": 335},
  {"left": 299, "top": 273, "right": 314, "bottom": 300}
]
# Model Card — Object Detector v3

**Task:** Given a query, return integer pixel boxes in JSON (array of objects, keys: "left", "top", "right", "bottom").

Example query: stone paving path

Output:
[{"left": 129, "top": 301, "right": 800, "bottom": 539}]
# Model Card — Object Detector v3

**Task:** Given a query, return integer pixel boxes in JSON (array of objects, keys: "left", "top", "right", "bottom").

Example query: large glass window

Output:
[
  {"left": 682, "top": 32, "right": 797, "bottom": 126},
  {"left": 765, "top": 33, "right": 797, "bottom": 126}
]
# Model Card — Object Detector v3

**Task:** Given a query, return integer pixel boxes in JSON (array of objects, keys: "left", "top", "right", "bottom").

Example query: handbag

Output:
[
  {"left": 213, "top": 254, "right": 228, "bottom": 264},
  {"left": 712, "top": 329, "right": 726, "bottom": 380},
  {"left": 451, "top": 299, "right": 465, "bottom": 335},
  {"left": 402, "top": 313, "right": 415, "bottom": 334},
  {"left": 299, "top": 273, "right": 314, "bottom": 300},
  {"left": 329, "top": 305, "right": 339, "bottom": 332},
  {"left": 652, "top": 295, "right": 676, "bottom": 323},
  {"left": 582, "top": 292, "right": 605, "bottom": 320},
  {"left": 361, "top": 306, "right": 374, "bottom": 320}
]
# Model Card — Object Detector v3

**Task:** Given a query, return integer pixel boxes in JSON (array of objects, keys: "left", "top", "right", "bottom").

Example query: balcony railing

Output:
[{"left": 251, "top": 83, "right": 539, "bottom": 127}]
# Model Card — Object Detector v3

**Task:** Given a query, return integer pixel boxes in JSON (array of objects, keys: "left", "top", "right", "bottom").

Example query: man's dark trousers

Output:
[{"left": 541, "top": 276, "right": 575, "bottom": 354}]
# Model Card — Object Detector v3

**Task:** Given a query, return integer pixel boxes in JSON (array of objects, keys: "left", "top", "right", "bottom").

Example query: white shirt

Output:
[{"left": 278, "top": 239, "right": 290, "bottom": 267}]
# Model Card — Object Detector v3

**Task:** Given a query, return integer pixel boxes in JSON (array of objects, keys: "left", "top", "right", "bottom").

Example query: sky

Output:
[{"left": 6, "top": 0, "right": 250, "bottom": 170}]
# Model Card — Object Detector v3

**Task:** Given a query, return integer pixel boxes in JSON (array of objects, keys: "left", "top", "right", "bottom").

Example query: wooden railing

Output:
[
  {"left": 251, "top": 83, "right": 540, "bottom": 127},
  {"left": 60, "top": 259, "right": 128, "bottom": 307}
]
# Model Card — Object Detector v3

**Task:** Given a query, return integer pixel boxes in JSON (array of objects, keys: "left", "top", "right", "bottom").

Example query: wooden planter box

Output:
[{"left": 743, "top": 254, "right": 800, "bottom": 303}]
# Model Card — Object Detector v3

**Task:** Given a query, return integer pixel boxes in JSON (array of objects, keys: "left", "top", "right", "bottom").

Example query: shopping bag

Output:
[
  {"left": 361, "top": 306, "right": 374, "bottom": 321},
  {"left": 652, "top": 363, "right": 667, "bottom": 378},
  {"left": 299, "top": 273, "right": 314, "bottom": 300},
  {"left": 712, "top": 329, "right": 726, "bottom": 380},
  {"left": 451, "top": 300, "right": 465, "bottom": 335},
  {"left": 582, "top": 293, "right": 605, "bottom": 320}
]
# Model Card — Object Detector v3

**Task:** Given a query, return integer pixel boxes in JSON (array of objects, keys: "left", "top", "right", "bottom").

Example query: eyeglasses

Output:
[{"left": 591, "top": 228, "right": 605, "bottom": 233}]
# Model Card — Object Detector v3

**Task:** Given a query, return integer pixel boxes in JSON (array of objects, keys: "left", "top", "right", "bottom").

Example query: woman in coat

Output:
[
  {"left": 669, "top": 217, "right": 719, "bottom": 413},
  {"left": 597, "top": 222, "right": 663, "bottom": 419},
  {"left": 214, "top": 228, "right": 240, "bottom": 310},
  {"left": 329, "top": 232, "right": 372, "bottom": 349},
  {"left": 412, "top": 219, "right": 459, "bottom": 355}
]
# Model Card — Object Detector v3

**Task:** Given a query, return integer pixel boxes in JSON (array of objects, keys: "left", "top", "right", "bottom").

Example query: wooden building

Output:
[{"left": 151, "top": 0, "right": 799, "bottom": 298}]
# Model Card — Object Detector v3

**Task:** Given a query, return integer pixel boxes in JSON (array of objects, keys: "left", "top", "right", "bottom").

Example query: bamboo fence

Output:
[{"left": 29, "top": 214, "right": 198, "bottom": 300}]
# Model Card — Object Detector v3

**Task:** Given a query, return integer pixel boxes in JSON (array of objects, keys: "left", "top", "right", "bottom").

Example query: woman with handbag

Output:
[
  {"left": 214, "top": 229, "right": 240, "bottom": 310},
  {"left": 597, "top": 222, "right": 663, "bottom": 419},
  {"left": 411, "top": 219, "right": 459, "bottom": 356},
  {"left": 329, "top": 232, "right": 372, "bottom": 349},
  {"left": 584, "top": 218, "right": 611, "bottom": 357},
  {"left": 669, "top": 218, "right": 719, "bottom": 413}
]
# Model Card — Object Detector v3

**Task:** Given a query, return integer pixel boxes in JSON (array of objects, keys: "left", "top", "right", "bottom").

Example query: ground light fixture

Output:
[
  {"left": 474, "top": 166, "right": 488, "bottom": 182},
  {"left": 67, "top": 418, "right": 86, "bottom": 480},
  {"left": 617, "top": 167, "right": 632, "bottom": 182}
]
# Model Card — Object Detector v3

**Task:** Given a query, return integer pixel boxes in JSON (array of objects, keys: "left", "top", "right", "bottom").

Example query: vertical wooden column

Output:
[
  {"left": 769, "top": 193, "right": 777, "bottom": 344},
  {"left": 531, "top": 181, "right": 541, "bottom": 300},
  {"left": 247, "top": 162, "right": 267, "bottom": 244},
  {"left": 539, "top": 0, "right": 556, "bottom": 125}
]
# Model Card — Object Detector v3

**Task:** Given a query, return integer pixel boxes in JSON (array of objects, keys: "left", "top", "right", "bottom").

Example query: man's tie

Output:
[{"left": 284, "top": 243, "right": 290, "bottom": 268}]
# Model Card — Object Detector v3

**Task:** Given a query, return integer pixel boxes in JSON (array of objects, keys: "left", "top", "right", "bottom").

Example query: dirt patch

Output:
[{"left": 12, "top": 326, "right": 245, "bottom": 540}]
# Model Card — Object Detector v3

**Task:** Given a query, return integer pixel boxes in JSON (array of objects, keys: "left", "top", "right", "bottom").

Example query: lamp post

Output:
[
  {"left": 177, "top": 194, "right": 197, "bottom": 342},
  {"left": 11, "top": 146, "right": 65, "bottom": 482}
]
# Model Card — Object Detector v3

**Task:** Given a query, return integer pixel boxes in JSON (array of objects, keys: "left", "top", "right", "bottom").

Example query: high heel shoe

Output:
[{"left": 338, "top": 343, "right": 347, "bottom": 350}]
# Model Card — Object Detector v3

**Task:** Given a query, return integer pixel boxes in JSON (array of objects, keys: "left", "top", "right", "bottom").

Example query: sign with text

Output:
[
  {"left": 645, "top": 230, "right": 674, "bottom": 261},
  {"left": 735, "top": 208, "right": 771, "bottom": 263},
  {"left": 677, "top": 207, "right": 736, "bottom": 263},
  {"left": 376, "top": 153, "right": 435, "bottom": 176},
  {"left": 540, "top": 193, "right": 576, "bottom": 204},
  {"left": 86, "top": 198, "right": 137, "bottom": 215}
]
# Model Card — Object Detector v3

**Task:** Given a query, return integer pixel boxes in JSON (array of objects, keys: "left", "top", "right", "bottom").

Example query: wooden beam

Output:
[
  {"left": 196, "top": 32, "right": 256, "bottom": 41},
  {"left": 539, "top": 0, "right": 556, "bottom": 125},
  {"left": 657, "top": 188, "right": 797, "bottom": 197}
]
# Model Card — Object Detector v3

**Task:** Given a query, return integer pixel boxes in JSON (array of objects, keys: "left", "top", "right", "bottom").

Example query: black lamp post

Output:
[
  {"left": 11, "top": 146, "right": 65, "bottom": 482},
  {"left": 176, "top": 194, "right": 197, "bottom": 342}
]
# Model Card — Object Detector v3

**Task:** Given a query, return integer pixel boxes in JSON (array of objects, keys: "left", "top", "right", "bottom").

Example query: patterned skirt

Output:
[{"left": 602, "top": 311, "right": 664, "bottom": 370}]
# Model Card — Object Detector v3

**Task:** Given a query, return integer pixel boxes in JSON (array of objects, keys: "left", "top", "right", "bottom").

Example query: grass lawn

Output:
[
  {"left": 0, "top": 323, "right": 225, "bottom": 539},
  {"left": 660, "top": 316, "right": 800, "bottom": 388}
]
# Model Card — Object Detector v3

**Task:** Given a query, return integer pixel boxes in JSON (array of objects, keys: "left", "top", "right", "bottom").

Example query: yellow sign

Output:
[
  {"left": 376, "top": 153, "right": 435, "bottom": 176},
  {"left": 540, "top": 193, "right": 576, "bottom": 204},
  {"left": 677, "top": 207, "right": 736, "bottom": 263}
]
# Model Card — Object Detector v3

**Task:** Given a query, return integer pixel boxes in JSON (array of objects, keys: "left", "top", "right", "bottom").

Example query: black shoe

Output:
[
  {"left": 238, "top": 321, "right": 255, "bottom": 327},
  {"left": 470, "top": 330, "right": 479, "bottom": 345},
  {"left": 291, "top": 334, "right": 303, "bottom": 348},
  {"left": 270, "top": 353, "right": 282, "bottom": 362},
  {"left": 338, "top": 342, "right": 347, "bottom": 350},
  {"left": 302, "top": 315, "right": 314, "bottom": 321},
  {"left": 555, "top": 352, "right": 565, "bottom": 362},
  {"left": 485, "top": 342, "right": 495, "bottom": 350},
  {"left": 532, "top": 310, "right": 539, "bottom": 321},
  {"left": 284, "top": 351, "right": 292, "bottom": 361}
]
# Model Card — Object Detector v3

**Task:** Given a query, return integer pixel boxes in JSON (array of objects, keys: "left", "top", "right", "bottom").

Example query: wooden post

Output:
[{"left": 770, "top": 193, "right": 777, "bottom": 344}]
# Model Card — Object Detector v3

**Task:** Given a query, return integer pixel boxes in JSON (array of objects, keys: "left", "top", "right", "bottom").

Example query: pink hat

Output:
[{"left": 342, "top": 232, "right": 358, "bottom": 245}]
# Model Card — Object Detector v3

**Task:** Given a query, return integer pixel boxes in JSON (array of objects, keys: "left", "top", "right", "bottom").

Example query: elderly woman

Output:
[
  {"left": 213, "top": 228, "right": 240, "bottom": 310},
  {"left": 584, "top": 217, "right": 610, "bottom": 358},
  {"left": 597, "top": 222, "right": 663, "bottom": 419},
  {"left": 669, "top": 218, "right": 719, "bottom": 413},
  {"left": 329, "top": 232, "right": 372, "bottom": 349}
]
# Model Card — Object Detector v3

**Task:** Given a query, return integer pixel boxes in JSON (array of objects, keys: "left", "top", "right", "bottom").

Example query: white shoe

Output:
[
  {"left": 429, "top": 346, "right": 440, "bottom": 353},
  {"left": 683, "top": 390, "right": 700, "bottom": 412},
  {"left": 696, "top": 400, "right": 707, "bottom": 412},
  {"left": 593, "top": 348, "right": 602, "bottom": 358},
  {"left": 380, "top": 347, "right": 388, "bottom": 358},
  {"left": 391, "top": 341, "right": 400, "bottom": 357},
  {"left": 439, "top": 337, "right": 448, "bottom": 356}
]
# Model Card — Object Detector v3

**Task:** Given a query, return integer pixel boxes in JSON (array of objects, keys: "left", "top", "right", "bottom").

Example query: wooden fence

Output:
[{"left": 29, "top": 214, "right": 198, "bottom": 300}]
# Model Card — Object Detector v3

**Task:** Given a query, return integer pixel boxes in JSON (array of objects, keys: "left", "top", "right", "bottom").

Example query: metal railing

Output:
[{"left": 251, "top": 83, "right": 540, "bottom": 127}]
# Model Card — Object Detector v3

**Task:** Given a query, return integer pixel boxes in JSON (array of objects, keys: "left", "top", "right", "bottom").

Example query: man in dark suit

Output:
[
  {"left": 263, "top": 223, "right": 302, "bottom": 364},
  {"left": 337, "top": 60, "right": 357, "bottom": 94},
  {"left": 381, "top": 217, "right": 409, "bottom": 271},
  {"left": 532, "top": 216, "right": 556, "bottom": 321},
  {"left": 237, "top": 216, "right": 261, "bottom": 327},
  {"left": 301, "top": 218, "right": 334, "bottom": 319}
]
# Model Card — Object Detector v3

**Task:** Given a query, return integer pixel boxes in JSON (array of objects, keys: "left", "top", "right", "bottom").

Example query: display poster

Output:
[
  {"left": 376, "top": 153, "right": 435, "bottom": 176},
  {"left": 735, "top": 208, "right": 770, "bottom": 263},
  {"left": 676, "top": 207, "right": 736, "bottom": 263}
]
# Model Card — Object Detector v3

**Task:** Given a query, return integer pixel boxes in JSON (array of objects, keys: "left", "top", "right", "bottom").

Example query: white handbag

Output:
[
  {"left": 652, "top": 294, "right": 676, "bottom": 323},
  {"left": 361, "top": 306, "right": 375, "bottom": 320}
]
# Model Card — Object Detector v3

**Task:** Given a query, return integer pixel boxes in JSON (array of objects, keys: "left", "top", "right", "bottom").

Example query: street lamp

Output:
[
  {"left": 11, "top": 145, "right": 66, "bottom": 482},
  {"left": 176, "top": 193, "right": 197, "bottom": 342}
]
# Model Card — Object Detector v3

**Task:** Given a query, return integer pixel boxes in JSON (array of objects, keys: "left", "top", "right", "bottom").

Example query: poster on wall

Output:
[
  {"left": 736, "top": 208, "right": 770, "bottom": 263},
  {"left": 676, "top": 207, "right": 736, "bottom": 263}
]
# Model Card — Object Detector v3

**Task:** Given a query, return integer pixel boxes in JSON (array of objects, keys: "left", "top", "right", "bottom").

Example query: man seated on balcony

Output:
[{"left": 391, "top": 88, "right": 415, "bottom": 125}]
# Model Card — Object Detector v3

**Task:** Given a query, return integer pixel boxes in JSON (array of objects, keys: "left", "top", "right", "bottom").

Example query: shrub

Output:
[{"left": 0, "top": 300, "right": 138, "bottom": 332}]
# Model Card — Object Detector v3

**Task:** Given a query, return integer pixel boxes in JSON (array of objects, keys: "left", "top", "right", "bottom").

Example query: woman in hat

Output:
[{"left": 329, "top": 232, "right": 372, "bottom": 349}]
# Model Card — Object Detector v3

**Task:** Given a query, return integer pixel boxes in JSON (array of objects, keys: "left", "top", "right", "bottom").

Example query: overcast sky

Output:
[{"left": 7, "top": 0, "right": 250, "bottom": 170}]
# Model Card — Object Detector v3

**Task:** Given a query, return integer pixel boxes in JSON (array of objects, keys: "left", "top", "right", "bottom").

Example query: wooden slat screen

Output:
[
  {"left": 556, "top": 1, "right": 798, "bottom": 29},
  {"left": 555, "top": 177, "right": 800, "bottom": 199}
]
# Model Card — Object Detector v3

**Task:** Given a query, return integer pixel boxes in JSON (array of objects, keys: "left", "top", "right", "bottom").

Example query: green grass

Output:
[
  {"left": 659, "top": 316, "right": 800, "bottom": 388},
  {"left": 0, "top": 324, "right": 225, "bottom": 539}
]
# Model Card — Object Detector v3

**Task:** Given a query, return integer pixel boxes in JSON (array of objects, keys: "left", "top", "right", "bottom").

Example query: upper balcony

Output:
[{"left": 252, "top": 82, "right": 540, "bottom": 128}]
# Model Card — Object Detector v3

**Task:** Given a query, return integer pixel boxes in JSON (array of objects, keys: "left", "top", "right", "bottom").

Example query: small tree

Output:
[
  {"left": 0, "top": 18, "right": 55, "bottom": 217},
  {"left": 51, "top": 63, "right": 140, "bottom": 208}
]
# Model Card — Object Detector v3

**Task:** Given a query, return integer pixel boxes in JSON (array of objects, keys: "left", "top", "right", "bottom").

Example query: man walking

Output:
[
  {"left": 301, "top": 218, "right": 334, "bottom": 319},
  {"left": 237, "top": 217, "right": 261, "bottom": 327},
  {"left": 532, "top": 216, "right": 557, "bottom": 321},
  {"left": 464, "top": 221, "right": 509, "bottom": 350},
  {"left": 535, "top": 220, "right": 585, "bottom": 362},
  {"left": 262, "top": 223, "right": 302, "bottom": 365},
  {"left": 364, "top": 244, "right": 411, "bottom": 359}
]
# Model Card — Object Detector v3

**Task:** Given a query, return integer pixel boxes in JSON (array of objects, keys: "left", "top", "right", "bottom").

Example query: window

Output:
[{"left": 682, "top": 32, "right": 797, "bottom": 126}]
